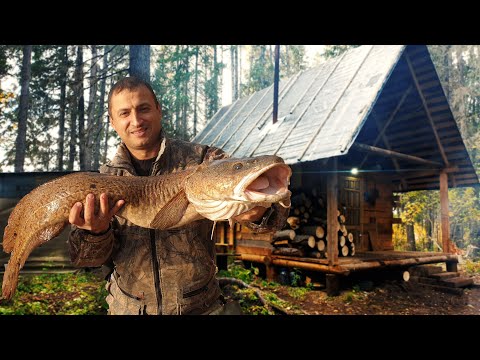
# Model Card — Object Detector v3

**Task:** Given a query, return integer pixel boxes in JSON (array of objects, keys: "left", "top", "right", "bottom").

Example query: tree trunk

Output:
[
  {"left": 129, "top": 45, "right": 150, "bottom": 82},
  {"left": 14, "top": 45, "right": 32, "bottom": 172},
  {"left": 57, "top": 45, "right": 68, "bottom": 171},
  {"left": 94, "top": 46, "right": 109, "bottom": 170},
  {"left": 193, "top": 46, "right": 199, "bottom": 137},
  {"left": 85, "top": 45, "right": 98, "bottom": 170},
  {"left": 212, "top": 45, "right": 218, "bottom": 114},
  {"left": 74, "top": 46, "right": 86, "bottom": 170},
  {"left": 425, "top": 217, "right": 433, "bottom": 251},
  {"left": 182, "top": 46, "right": 189, "bottom": 140},
  {"left": 68, "top": 90, "right": 77, "bottom": 170},
  {"left": 238, "top": 45, "right": 242, "bottom": 97},
  {"left": 406, "top": 224, "right": 416, "bottom": 251},
  {"left": 103, "top": 76, "right": 114, "bottom": 165}
]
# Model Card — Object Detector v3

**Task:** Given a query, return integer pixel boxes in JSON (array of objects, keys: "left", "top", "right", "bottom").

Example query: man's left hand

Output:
[{"left": 233, "top": 206, "right": 267, "bottom": 222}]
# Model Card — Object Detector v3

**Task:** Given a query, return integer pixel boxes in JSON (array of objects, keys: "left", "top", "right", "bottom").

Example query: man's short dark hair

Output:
[{"left": 108, "top": 76, "right": 160, "bottom": 115}]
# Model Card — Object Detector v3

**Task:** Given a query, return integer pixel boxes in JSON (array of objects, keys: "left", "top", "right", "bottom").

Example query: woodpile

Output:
[{"left": 272, "top": 188, "right": 355, "bottom": 258}]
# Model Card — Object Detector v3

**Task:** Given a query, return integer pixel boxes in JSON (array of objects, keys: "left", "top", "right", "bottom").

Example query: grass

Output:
[
  {"left": 0, "top": 272, "right": 108, "bottom": 315},
  {"left": 464, "top": 259, "right": 480, "bottom": 275}
]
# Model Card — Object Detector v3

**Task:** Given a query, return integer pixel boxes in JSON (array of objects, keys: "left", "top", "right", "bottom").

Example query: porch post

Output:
[
  {"left": 439, "top": 171, "right": 450, "bottom": 253},
  {"left": 327, "top": 158, "right": 339, "bottom": 266}
]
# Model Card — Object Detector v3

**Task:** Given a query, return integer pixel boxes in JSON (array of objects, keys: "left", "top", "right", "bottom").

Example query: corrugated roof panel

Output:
[
  {"left": 253, "top": 62, "right": 342, "bottom": 158},
  {"left": 302, "top": 45, "right": 405, "bottom": 162}
]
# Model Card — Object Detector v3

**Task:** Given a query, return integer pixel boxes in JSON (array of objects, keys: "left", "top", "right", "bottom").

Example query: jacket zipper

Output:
[{"left": 150, "top": 229, "right": 162, "bottom": 314}]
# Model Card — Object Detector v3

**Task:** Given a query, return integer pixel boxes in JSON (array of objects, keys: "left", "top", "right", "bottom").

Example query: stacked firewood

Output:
[{"left": 271, "top": 188, "right": 355, "bottom": 258}]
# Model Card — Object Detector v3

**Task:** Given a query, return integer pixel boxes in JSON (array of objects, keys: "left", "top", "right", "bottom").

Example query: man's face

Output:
[{"left": 109, "top": 85, "right": 162, "bottom": 154}]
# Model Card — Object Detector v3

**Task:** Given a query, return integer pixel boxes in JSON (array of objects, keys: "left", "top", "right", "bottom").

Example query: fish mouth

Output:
[{"left": 235, "top": 163, "right": 292, "bottom": 205}]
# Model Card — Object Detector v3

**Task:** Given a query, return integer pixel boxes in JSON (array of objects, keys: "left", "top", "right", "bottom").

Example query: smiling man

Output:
[{"left": 67, "top": 76, "right": 289, "bottom": 315}]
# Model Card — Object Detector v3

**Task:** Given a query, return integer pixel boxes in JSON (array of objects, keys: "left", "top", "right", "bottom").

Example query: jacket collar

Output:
[{"left": 106, "top": 129, "right": 168, "bottom": 175}]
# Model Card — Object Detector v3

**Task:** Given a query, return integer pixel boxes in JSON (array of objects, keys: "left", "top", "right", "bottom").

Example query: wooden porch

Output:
[{"left": 238, "top": 250, "right": 459, "bottom": 277}]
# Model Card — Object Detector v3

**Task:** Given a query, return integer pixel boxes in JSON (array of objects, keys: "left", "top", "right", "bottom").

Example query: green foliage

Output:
[
  {"left": 242, "top": 45, "right": 274, "bottom": 96},
  {"left": 287, "top": 286, "right": 310, "bottom": 300},
  {"left": 217, "top": 263, "right": 258, "bottom": 283},
  {"left": 289, "top": 268, "right": 302, "bottom": 287},
  {"left": 464, "top": 259, "right": 480, "bottom": 274},
  {"left": 0, "top": 272, "right": 107, "bottom": 315},
  {"left": 322, "top": 45, "right": 360, "bottom": 59}
]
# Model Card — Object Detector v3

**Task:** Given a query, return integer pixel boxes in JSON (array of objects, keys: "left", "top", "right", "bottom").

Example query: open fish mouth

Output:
[{"left": 235, "top": 163, "right": 292, "bottom": 205}]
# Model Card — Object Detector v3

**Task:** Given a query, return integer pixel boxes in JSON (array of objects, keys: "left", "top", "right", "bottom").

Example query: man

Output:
[{"left": 68, "top": 76, "right": 288, "bottom": 315}]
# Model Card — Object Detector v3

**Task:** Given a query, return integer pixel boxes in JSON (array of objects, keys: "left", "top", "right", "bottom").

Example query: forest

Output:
[{"left": 0, "top": 44, "right": 479, "bottom": 253}]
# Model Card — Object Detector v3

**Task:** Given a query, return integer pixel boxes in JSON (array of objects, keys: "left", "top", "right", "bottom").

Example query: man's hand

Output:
[
  {"left": 69, "top": 193, "right": 125, "bottom": 234},
  {"left": 233, "top": 206, "right": 267, "bottom": 222}
]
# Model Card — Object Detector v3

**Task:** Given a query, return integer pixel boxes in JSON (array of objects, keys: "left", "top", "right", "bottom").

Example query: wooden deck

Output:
[{"left": 239, "top": 250, "right": 458, "bottom": 276}]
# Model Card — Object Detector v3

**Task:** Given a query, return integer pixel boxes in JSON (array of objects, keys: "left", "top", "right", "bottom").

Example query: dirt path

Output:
[
  {"left": 262, "top": 275, "right": 480, "bottom": 315},
  {"left": 222, "top": 274, "right": 480, "bottom": 315}
]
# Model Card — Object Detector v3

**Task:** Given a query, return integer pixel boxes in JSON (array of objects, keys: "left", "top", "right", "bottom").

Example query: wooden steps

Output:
[{"left": 408, "top": 265, "right": 474, "bottom": 295}]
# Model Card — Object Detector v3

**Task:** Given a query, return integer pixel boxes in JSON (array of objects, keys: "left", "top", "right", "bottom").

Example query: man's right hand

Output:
[{"left": 68, "top": 193, "right": 125, "bottom": 234}]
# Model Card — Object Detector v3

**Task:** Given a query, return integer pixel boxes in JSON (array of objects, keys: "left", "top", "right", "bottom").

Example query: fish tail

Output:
[
  {"left": 1, "top": 222, "right": 66, "bottom": 301},
  {"left": 2, "top": 224, "right": 16, "bottom": 253},
  {"left": 1, "top": 259, "right": 20, "bottom": 301}
]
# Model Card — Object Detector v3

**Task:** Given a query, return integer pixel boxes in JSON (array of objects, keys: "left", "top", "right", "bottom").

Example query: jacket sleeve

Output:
[
  {"left": 203, "top": 146, "right": 291, "bottom": 233},
  {"left": 68, "top": 224, "right": 115, "bottom": 267}
]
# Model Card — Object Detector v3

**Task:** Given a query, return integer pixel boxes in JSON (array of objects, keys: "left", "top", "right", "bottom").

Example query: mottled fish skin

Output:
[{"left": 1, "top": 155, "right": 291, "bottom": 300}]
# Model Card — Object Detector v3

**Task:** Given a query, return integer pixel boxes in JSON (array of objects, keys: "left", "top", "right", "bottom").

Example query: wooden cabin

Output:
[{"left": 193, "top": 45, "right": 479, "bottom": 292}]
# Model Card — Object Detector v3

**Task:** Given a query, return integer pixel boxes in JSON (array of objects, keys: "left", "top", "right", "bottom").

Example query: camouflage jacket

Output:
[{"left": 69, "top": 130, "right": 288, "bottom": 315}]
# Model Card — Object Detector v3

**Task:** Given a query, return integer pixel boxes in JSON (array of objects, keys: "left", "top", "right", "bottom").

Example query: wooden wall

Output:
[{"left": 360, "top": 174, "right": 394, "bottom": 251}]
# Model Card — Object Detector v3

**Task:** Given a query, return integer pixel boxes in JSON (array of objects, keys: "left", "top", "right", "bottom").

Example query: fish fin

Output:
[{"left": 150, "top": 190, "right": 190, "bottom": 229}]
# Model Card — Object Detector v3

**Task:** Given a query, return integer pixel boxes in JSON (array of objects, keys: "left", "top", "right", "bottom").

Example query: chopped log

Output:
[
  {"left": 336, "top": 209, "right": 341, "bottom": 217},
  {"left": 291, "top": 193, "right": 306, "bottom": 207},
  {"left": 317, "top": 197, "right": 325, "bottom": 208},
  {"left": 291, "top": 235, "right": 315, "bottom": 246},
  {"left": 293, "top": 208, "right": 301, "bottom": 216},
  {"left": 304, "top": 197, "right": 312, "bottom": 208},
  {"left": 287, "top": 216, "right": 301, "bottom": 230},
  {"left": 273, "top": 229, "right": 296, "bottom": 241},
  {"left": 403, "top": 271, "right": 410, "bottom": 282},
  {"left": 339, "top": 235, "right": 346, "bottom": 247},
  {"left": 272, "top": 247, "right": 305, "bottom": 257},
  {"left": 340, "top": 245, "right": 349, "bottom": 257},
  {"left": 338, "top": 214, "right": 346, "bottom": 224},
  {"left": 347, "top": 233, "right": 354, "bottom": 243},
  {"left": 317, "top": 239, "right": 326, "bottom": 252},
  {"left": 350, "top": 246, "right": 355, "bottom": 256},
  {"left": 272, "top": 239, "right": 290, "bottom": 247},
  {"left": 340, "top": 224, "right": 347, "bottom": 236},
  {"left": 302, "top": 225, "right": 325, "bottom": 239},
  {"left": 307, "top": 236, "right": 316, "bottom": 249},
  {"left": 302, "top": 212, "right": 310, "bottom": 220},
  {"left": 307, "top": 250, "right": 324, "bottom": 259}
]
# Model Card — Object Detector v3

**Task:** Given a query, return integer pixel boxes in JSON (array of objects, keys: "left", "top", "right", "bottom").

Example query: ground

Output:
[
  {"left": 1, "top": 266, "right": 479, "bottom": 315},
  {"left": 219, "top": 264, "right": 480, "bottom": 315}
]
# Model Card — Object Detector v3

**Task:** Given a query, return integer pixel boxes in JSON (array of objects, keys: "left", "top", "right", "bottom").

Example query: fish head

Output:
[{"left": 185, "top": 155, "right": 292, "bottom": 221}]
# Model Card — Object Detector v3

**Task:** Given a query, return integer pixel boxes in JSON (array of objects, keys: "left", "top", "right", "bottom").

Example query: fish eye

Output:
[{"left": 234, "top": 163, "right": 243, "bottom": 170}]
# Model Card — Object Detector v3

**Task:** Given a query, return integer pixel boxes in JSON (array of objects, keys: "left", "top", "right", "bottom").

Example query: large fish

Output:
[{"left": 1, "top": 155, "right": 291, "bottom": 300}]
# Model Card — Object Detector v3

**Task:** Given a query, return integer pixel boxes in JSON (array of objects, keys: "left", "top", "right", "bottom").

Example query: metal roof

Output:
[{"left": 194, "top": 45, "right": 478, "bottom": 191}]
